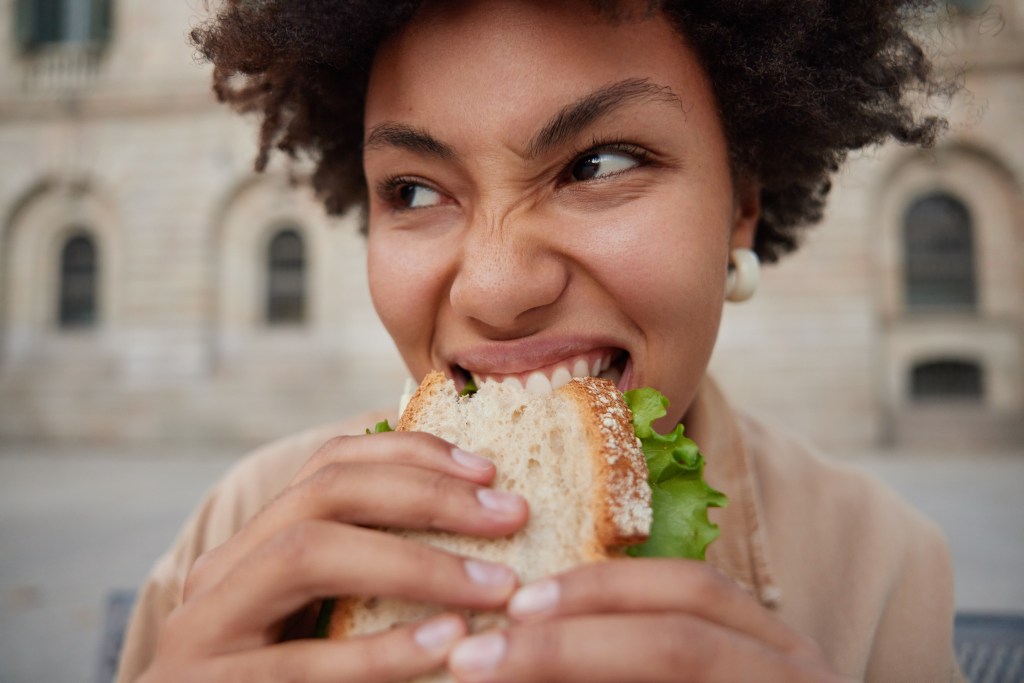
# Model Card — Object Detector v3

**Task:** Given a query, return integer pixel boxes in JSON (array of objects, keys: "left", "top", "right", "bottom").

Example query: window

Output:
[
  {"left": 265, "top": 228, "right": 306, "bottom": 325},
  {"left": 58, "top": 232, "right": 98, "bottom": 328},
  {"left": 15, "top": 0, "right": 112, "bottom": 50},
  {"left": 911, "top": 359, "right": 983, "bottom": 402},
  {"left": 903, "top": 192, "right": 977, "bottom": 313}
]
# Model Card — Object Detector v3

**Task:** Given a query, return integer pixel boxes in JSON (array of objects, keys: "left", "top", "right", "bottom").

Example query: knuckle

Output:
[
  {"left": 307, "top": 435, "right": 355, "bottom": 470},
  {"left": 655, "top": 614, "right": 716, "bottom": 672},
  {"left": 303, "top": 461, "right": 348, "bottom": 498},
  {"left": 509, "top": 621, "right": 564, "bottom": 672},
  {"left": 158, "top": 604, "right": 192, "bottom": 648},
  {"left": 676, "top": 561, "right": 729, "bottom": 606},
  {"left": 182, "top": 551, "right": 215, "bottom": 600},
  {"left": 271, "top": 520, "right": 329, "bottom": 573}
]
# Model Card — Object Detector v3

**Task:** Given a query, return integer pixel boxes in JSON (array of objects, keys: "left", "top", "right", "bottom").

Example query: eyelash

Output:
[{"left": 375, "top": 138, "right": 653, "bottom": 211}]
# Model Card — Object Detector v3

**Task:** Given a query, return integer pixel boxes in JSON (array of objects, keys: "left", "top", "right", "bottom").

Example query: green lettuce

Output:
[
  {"left": 623, "top": 388, "right": 727, "bottom": 560},
  {"left": 365, "top": 419, "right": 393, "bottom": 434}
]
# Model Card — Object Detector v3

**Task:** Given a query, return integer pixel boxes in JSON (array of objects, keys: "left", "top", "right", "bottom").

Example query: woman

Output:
[{"left": 120, "top": 1, "right": 960, "bottom": 681}]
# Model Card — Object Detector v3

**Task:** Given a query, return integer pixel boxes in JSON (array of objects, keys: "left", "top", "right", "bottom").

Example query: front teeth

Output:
[
  {"left": 470, "top": 353, "right": 619, "bottom": 395},
  {"left": 550, "top": 366, "right": 572, "bottom": 390},
  {"left": 524, "top": 372, "right": 552, "bottom": 395}
]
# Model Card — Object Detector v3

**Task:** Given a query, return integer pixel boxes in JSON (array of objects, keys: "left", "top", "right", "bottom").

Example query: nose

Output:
[{"left": 449, "top": 218, "right": 568, "bottom": 331}]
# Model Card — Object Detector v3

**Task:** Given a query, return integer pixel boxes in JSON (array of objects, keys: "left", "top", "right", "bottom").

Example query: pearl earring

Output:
[{"left": 725, "top": 248, "right": 760, "bottom": 302}]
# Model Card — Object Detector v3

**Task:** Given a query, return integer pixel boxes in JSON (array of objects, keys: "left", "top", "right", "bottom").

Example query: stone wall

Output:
[{"left": 1, "top": 0, "right": 1021, "bottom": 451}]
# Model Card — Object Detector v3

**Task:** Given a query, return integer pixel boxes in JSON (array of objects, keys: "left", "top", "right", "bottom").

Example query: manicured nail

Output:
[
  {"left": 452, "top": 448, "right": 492, "bottom": 470},
  {"left": 450, "top": 632, "right": 507, "bottom": 674},
  {"left": 464, "top": 559, "right": 515, "bottom": 587},
  {"left": 508, "top": 578, "right": 560, "bottom": 617},
  {"left": 476, "top": 488, "right": 523, "bottom": 515},
  {"left": 414, "top": 615, "right": 464, "bottom": 650}
]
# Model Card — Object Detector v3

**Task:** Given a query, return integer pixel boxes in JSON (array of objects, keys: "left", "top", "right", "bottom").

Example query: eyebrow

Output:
[
  {"left": 525, "top": 77, "right": 680, "bottom": 158},
  {"left": 363, "top": 77, "right": 680, "bottom": 161},
  {"left": 363, "top": 123, "right": 457, "bottom": 159}
]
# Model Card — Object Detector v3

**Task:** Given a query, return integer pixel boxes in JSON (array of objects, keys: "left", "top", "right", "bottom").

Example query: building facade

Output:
[{"left": 1, "top": 0, "right": 1022, "bottom": 451}]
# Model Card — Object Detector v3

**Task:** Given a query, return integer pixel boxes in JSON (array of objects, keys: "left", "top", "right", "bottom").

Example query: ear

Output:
[{"left": 730, "top": 176, "right": 761, "bottom": 251}]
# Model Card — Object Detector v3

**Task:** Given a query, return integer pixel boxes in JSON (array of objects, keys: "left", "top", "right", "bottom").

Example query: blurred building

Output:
[{"left": 1, "top": 0, "right": 1021, "bottom": 451}]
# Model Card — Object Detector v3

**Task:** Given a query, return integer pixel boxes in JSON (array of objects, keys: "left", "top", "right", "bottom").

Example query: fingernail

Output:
[
  {"left": 476, "top": 488, "right": 523, "bottom": 515},
  {"left": 508, "top": 578, "right": 560, "bottom": 617},
  {"left": 452, "top": 448, "right": 492, "bottom": 470},
  {"left": 464, "top": 559, "right": 515, "bottom": 587},
  {"left": 414, "top": 615, "right": 464, "bottom": 650},
  {"left": 450, "top": 632, "right": 506, "bottom": 674}
]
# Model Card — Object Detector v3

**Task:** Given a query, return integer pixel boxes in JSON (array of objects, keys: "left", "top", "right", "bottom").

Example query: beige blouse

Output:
[{"left": 116, "top": 378, "right": 961, "bottom": 682}]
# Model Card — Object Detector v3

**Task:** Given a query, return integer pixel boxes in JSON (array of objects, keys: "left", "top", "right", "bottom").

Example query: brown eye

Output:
[
  {"left": 570, "top": 151, "right": 639, "bottom": 182},
  {"left": 396, "top": 183, "right": 442, "bottom": 209}
]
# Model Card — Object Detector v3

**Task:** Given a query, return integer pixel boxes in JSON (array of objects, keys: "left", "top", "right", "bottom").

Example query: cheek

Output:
[
  {"left": 586, "top": 201, "right": 730, "bottom": 328},
  {"left": 367, "top": 235, "right": 439, "bottom": 360}
]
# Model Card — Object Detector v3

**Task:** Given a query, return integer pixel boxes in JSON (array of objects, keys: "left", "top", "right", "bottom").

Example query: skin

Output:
[
  {"left": 365, "top": 0, "right": 758, "bottom": 431},
  {"left": 139, "top": 1, "right": 849, "bottom": 681}
]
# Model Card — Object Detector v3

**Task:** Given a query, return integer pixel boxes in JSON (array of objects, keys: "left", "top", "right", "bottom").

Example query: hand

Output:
[
  {"left": 139, "top": 431, "right": 529, "bottom": 683},
  {"left": 447, "top": 559, "right": 851, "bottom": 682}
]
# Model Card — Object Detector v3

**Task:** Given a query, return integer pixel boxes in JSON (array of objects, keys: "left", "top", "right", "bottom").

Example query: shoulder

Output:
[
  {"left": 736, "top": 413, "right": 956, "bottom": 680},
  {"left": 737, "top": 411, "right": 944, "bottom": 567}
]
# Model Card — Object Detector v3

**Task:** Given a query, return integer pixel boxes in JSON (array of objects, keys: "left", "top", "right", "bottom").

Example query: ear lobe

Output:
[{"left": 730, "top": 177, "right": 761, "bottom": 251}]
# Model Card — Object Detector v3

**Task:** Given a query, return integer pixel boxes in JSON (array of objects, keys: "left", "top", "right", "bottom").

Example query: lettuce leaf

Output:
[
  {"left": 365, "top": 419, "right": 393, "bottom": 435},
  {"left": 623, "top": 388, "right": 727, "bottom": 560}
]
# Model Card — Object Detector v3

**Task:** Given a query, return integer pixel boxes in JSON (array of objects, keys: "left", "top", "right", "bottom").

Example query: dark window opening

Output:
[
  {"left": 903, "top": 192, "right": 977, "bottom": 313},
  {"left": 59, "top": 232, "right": 98, "bottom": 328},
  {"left": 266, "top": 228, "right": 306, "bottom": 325},
  {"left": 16, "top": 0, "right": 113, "bottom": 51},
  {"left": 911, "top": 360, "right": 984, "bottom": 402}
]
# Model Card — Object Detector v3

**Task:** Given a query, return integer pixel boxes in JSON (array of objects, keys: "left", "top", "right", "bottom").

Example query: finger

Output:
[
  {"left": 448, "top": 615, "right": 845, "bottom": 683},
  {"left": 160, "top": 613, "right": 466, "bottom": 683},
  {"left": 293, "top": 431, "right": 497, "bottom": 486},
  {"left": 507, "top": 559, "right": 815, "bottom": 658},
  {"left": 172, "top": 520, "right": 518, "bottom": 652},
  {"left": 186, "top": 462, "right": 527, "bottom": 600}
]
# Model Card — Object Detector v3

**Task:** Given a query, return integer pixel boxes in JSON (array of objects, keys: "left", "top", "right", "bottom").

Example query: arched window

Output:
[
  {"left": 58, "top": 231, "right": 98, "bottom": 328},
  {"left": 910, "top": 359, "right": 983, "bottom": 402},
  {"left": 265, "top": 227, "right": 306, "bottom": 325},
  {"left": 903, "top": 192, "right": 977, "bottom": 313}
]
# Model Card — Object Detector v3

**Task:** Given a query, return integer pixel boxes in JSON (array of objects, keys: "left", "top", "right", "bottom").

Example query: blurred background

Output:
[{"left": 0, "top": 0, "right": 1021, "bottom": 681}]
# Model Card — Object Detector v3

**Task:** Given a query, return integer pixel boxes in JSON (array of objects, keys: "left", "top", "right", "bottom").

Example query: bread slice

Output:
[{"left": 327, "top": 372, "right": 652, "bottom": 677}]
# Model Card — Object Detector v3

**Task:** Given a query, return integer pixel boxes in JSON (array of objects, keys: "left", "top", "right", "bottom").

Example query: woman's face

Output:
[{"left": 364, "top": 0, "right": 758, "bottom": 427}]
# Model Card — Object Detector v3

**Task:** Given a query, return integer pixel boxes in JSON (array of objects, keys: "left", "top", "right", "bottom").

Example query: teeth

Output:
[
  {"left": 464, "top": 352, "right": 624, "bottom": 394},
  {"left": 502, "top": 375, "right": 525, "bottom": 391},
  {"left": 550, "top": 365, "right": 572, "bottom": 390},
  {"left": 525, "top": 371, "right": 552, "bottom": 395}
]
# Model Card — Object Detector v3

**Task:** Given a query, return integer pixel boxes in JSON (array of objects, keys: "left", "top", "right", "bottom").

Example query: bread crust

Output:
[{"left": 560, "top": 377, "right": 652, "bottom": 547}]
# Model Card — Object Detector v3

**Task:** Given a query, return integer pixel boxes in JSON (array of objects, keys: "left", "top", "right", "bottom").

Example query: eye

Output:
[
  {"left": 396, "top": 182, "right": 443, "bottom": 209},
  {"left": 570, "top": 150, "right": 640, "bottom": 182}
]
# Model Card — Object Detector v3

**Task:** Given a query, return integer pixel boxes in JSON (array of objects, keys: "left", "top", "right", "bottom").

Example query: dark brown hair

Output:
[{"left": 192, "top": 0, "right": 950, "bottom": 262}]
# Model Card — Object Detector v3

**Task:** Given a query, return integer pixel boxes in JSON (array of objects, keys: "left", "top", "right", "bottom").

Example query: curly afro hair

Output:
[{"left": 191, "top": 0, "right": 949, "bottom": 262}]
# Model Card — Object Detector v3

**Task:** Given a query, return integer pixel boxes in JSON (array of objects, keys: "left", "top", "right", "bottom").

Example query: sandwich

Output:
[{"left": 321, "top": 371, "right": 726, "bottom": 672}]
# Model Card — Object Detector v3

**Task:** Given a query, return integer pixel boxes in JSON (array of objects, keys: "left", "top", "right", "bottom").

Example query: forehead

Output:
[{"left": 364, "top": 0, "right": 714, "bottom": 141}]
